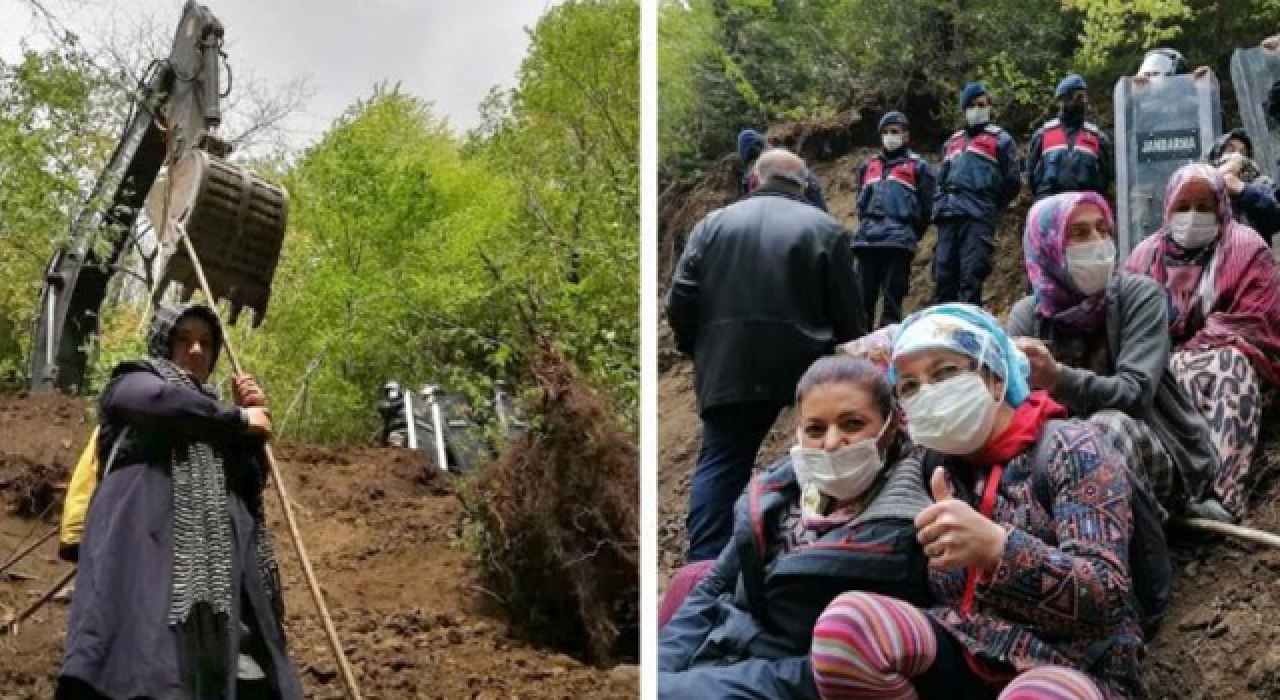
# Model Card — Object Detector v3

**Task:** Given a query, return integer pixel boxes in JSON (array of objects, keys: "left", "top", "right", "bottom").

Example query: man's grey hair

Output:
[{"left": 753, "top": 148, "right": 809, "bottom": 192}]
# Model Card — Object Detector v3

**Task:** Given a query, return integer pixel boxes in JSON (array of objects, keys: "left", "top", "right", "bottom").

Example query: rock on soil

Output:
[{"left": 0, "top": 393, "right": 637, "bottom": 700}]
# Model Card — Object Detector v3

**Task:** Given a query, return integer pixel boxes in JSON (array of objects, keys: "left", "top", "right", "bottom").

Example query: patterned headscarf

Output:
[
  {"left": 1023, "top": 191, "right": 1114, "bottom": 331},
  {"left": 1159, "top": 163, "right": 1235, "bottom": 236},
  {"left": 889, "top": 303, "right": 1031, "bottom": 407},
  {"left": 1124, "top": 162, "right": 1280, "bottom": 386}
]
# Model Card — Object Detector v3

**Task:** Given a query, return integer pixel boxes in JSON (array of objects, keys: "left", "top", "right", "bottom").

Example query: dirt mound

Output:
[
  {"left": 766, "top": 110, "right": 866, "bottom": 165},
  {"left": 468, "top": 346, "right": 639, "bottom": 666},
  {"left": 0, "top": 394, "right": 638, "bottom": 700},
  {"left": 658, "top": 155, "right": 742, "bottom": 297},
  {"left": 658, "top": 136, "right": 1280, "bottom": 698},
  {"left": 0, "top": 392, "right": 92, "bottom": 518}
]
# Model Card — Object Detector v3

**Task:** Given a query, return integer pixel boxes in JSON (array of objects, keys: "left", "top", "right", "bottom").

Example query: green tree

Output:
[
  {"left": 474, "top": 0, "right": 640, "bottom": 423},
  {"left": 235, "top": 88, "right": 521, "bottom": 442},
  {"left": 0, "top": 41, "right": 114, "bottom": 381}
]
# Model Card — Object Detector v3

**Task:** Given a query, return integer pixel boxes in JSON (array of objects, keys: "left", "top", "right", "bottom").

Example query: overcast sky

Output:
[{"left": 0, "top": 0, "right": 560, "bottom": 150}]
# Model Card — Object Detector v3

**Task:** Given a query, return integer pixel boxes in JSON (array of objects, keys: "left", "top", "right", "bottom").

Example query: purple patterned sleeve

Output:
[{"left": 977, "top": 423, "right": 1133, "bottom": 636}]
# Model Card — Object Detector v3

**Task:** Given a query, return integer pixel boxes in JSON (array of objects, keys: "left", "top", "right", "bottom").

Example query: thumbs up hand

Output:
[
  {"left": 930, "top": 465, "right": 952, "bottom": 502},
  {"left": 914, "top": 467, "right": 1009, "bottom": 571}
]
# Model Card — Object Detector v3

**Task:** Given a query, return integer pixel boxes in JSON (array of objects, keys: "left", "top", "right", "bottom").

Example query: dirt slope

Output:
[
  {"left": 658, "top": 157, "right": 1280, "bottom": 699},
  {"left": 0, "top": 392, "right": 638, "bottom": 700}
]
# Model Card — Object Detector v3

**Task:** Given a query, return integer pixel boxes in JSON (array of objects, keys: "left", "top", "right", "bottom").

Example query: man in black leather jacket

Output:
[{"left": 666, "top": 149, "right": 866, "bottom": 562}]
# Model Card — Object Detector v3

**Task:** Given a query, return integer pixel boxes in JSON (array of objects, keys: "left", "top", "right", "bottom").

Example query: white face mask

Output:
[
  {"left": 901, "top": 372, "right": 999, "bottom": 456},
  {"left": 1065, "top": 239, "right": 1116, "bottom": 295},
  {"left": 790, "top": 422, "right": 889, "bottom": 501},
  {"left": 882, "top": 133, "right": 904, "bottom": 151},
  {"left": 964, "top": 106, "right": 991, "bottom": 126},
  {"left": 1169, "top": 211, "right": 1220, "bottom": 249}
]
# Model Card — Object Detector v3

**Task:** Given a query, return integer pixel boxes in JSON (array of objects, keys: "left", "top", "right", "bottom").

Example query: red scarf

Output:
[
  {"left": 957, "top": 391, "right": 1066, "bottom": 619},
  {"left": 966, "top": 391, "right": 1067, "bottom": 468}
]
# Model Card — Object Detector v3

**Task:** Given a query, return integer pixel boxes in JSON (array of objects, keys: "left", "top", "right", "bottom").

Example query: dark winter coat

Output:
[
  {"left": 852, "top": 149, "right": 937, "bottom": 252},
  {"left": 666, "top": 188, "right": 866, "bottom": 414},
  {"left": 934, "top": 123, "right": 1021, "bottom": 221},
  {"left": 1027, "top": 118, "right": 1114, "bottom": 199},
  {"left": 658, "top": 455, "right": 933, "bottom": 700},
  {"left": 1233, "top": 182, "right": 1280, "bottom": 240},
  {"left": 60, "top": 367, "right": 303, "bottom": 700}
]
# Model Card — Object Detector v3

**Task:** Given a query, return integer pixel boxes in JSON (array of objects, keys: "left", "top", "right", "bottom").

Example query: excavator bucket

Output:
[{"left": 146, "top": 150, "right": 288, "bottom": 325}]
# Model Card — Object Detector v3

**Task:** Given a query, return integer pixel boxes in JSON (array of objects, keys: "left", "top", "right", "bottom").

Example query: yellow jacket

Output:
[{"left": 58, "top": 425, "right": 99, "bottom": 562}]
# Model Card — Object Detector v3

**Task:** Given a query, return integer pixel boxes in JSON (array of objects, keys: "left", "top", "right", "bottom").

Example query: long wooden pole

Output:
[
  {"left": 0, "top": 525, "right": 57, "bottom": 577},
  {"left": 178, "top": 231, "right": 363, "bottom": 700},
  {"left": 1, "top": 567, "right": 76, "bottom": 635},
  {"left": 1176, "top": 517, "right": 1280, "bottom": 549}
]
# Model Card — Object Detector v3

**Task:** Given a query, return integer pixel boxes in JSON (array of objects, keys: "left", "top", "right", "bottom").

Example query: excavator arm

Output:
[{"left": 30, "top": 1, "right": 286, "bottom": 392}]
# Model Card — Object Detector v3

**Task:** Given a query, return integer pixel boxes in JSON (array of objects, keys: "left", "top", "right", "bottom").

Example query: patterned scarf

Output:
[
  {"left": 1023, "top": 191, "right": 1113, "bottom": 332},
  {"left": 1124, "top": 163, "right": 1280, "bottom": 386},
  {"left": 139, "top": 305, "right": 281, "bottom": 627}
]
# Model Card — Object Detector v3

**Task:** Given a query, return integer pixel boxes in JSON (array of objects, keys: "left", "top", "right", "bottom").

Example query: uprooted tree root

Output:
[
  {"left": 1, "top": 457, "right": 64, "bottom": 518},
  {"left": 463, "top": 343, "right": 639, "bottom": 666}
]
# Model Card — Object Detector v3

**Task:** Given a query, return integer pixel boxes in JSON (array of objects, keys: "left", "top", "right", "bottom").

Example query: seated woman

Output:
[
  {"left": 812, "top": 304, "right": 1142, "bottom": 700},
  {"left": 659, "top": 355, "right": 933, "bottom": 700},
  {"left": 59, "top": 304, "right": 302, "bottom": 700},
  {"left": 1007, "top": 191, "right": 1224, "bottom": 520},
  {"left": 1207, "top": 128, "right": 1280, "bottom": 242},
  {"left": 1124, "top": 163, "right": 1280, "bottom": 521}
]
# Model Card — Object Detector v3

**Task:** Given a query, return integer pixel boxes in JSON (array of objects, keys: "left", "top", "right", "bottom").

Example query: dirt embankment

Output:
[
  {"left": 658, "top": 121, "right": 1280, "bottom": 698},
  {"left": 0, "top": 392, "right": 638, "bottom": 700}
]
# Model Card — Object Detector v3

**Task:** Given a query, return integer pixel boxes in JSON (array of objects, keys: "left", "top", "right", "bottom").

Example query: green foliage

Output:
[
  {"left": 0, "top": 42, "right": 114, "bottom": 380},
  {"left": 232, "top": 87, "right": 525, "bottom": 442},
  {"left": 2, "top": 1, "right": 638, "bottom": 446},
  {"left": 658, "top": 0, "right": 1280, "bottom": 177},
  {"left": 1066, "top": 0, "right": 1190, "bottom": 73},
  {"left": 233, "top": 0, "right": 639, "bottom": 442},
  {"left": 471, "top": 0, "right": 640, "bottom": 424}
]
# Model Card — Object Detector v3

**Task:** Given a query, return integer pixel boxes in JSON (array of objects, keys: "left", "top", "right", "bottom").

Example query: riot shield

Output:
[
  {"left": 1230, "top": 47, "right": 1280, "bottom": 183},
  {"left": 432, "top": 391, "right": 487, "bottom": 473},
  {"left": 1114, "top": 72, "right": 1222, "bottom": 256},
  {"left": 407, "top": 387, "right": 488, "bottom": 474}
]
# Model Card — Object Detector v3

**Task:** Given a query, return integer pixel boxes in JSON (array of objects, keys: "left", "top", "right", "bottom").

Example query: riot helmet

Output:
[{"left": 1138, "top": 48, "right": 1186, "bottom": 78}]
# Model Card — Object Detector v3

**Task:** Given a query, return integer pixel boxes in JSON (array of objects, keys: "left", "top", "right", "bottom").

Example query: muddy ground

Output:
[
  {"left": 658, "top": 144, "right": 1280, "bottom": 699},
  {"left": 0, "top": 392, "right": 638, "bottom": 700}
]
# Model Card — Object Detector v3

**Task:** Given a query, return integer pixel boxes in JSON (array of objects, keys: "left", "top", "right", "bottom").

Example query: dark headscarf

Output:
[
  {"left": 145, "top": 302, "right": 224, "bottom": 371},
  {"left": 120, "top": 302, "right": 280, "bottom": 693}
]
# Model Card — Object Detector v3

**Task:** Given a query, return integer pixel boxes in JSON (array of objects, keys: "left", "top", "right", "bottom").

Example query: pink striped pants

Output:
[{"left": 811, "top": 592, "right": 1106, "bottom": 700}]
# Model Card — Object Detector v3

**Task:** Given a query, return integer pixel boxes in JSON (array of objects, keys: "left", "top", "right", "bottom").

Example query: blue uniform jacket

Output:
[
  {"left": 934, "top": 123, "right": 1021, "bottom": 221},
  {"left": 1027, "top": 118, "right": 1114, "bottom": 199},
  {"left": 852, "top": 149, "right": 936, "bottom": 252}
]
